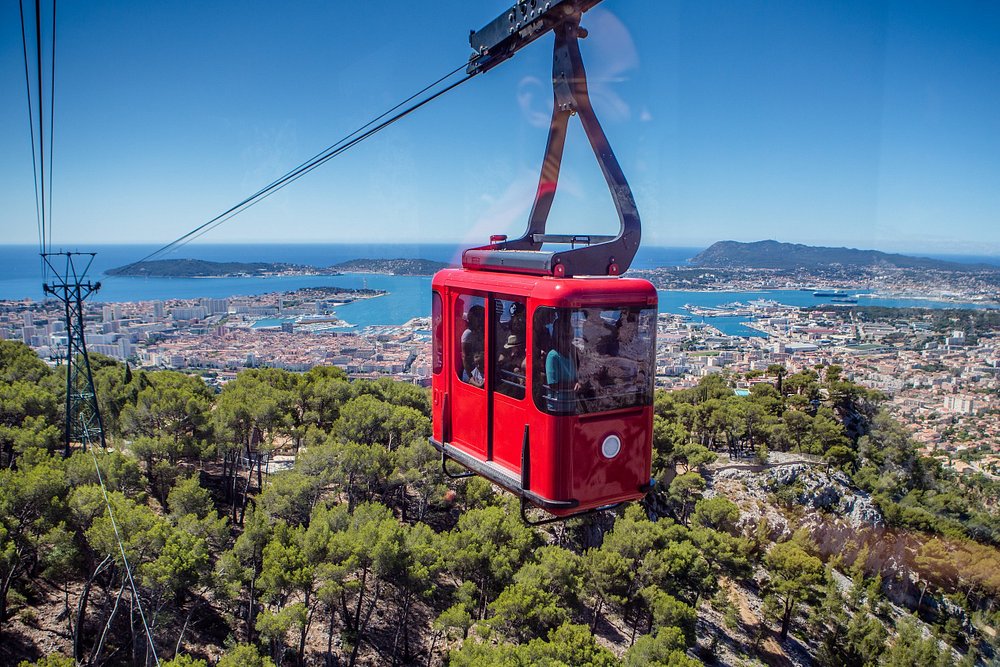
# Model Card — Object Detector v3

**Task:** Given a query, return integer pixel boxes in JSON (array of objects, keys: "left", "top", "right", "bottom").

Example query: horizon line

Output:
[{"left": 1, "top": 240, "right": 998, "bottom": 259}]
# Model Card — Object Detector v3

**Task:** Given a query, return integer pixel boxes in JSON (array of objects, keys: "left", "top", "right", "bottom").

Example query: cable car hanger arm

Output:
[{"left": 463, "top": 0, "right": 640, "bottom": 278}]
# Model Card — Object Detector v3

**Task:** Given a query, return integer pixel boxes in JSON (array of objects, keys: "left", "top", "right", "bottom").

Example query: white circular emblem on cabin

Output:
[{"left": 601, "top": 434, "right": 622, "bottom": 459}]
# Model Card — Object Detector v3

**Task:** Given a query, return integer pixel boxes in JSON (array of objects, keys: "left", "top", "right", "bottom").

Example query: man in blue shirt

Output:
[{"left": 545, "top": 315, "right": 580, "bottom": 412}]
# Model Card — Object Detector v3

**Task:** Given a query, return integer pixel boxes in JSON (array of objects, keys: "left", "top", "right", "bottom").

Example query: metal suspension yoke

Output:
[{"left": 462, "top": 0, "right": 641, "bottom": 278}]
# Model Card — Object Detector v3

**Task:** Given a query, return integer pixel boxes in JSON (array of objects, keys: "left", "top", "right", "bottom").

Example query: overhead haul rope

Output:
[
  {"left": 35, "top": 0, "right": 45, "bottom": 258},
  {"left": 47, "top": 0, "right": 56, "bottom": 256},
  {"left": 20, "top": 0, "right": 57, "bottom": 281},
  {"left": 128, "top": 60, "right": 475, "bottom": 268},
  {"left": 19, "top": 0, "right": 43, "bottom": 276},
  {"left": 21, "top": 3, "right": 153, "bottom": 658}
]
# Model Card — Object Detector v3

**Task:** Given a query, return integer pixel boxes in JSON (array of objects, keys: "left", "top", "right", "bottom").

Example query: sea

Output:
[{"left": 2, "top": 244, "right": 997, "bottom": 338}]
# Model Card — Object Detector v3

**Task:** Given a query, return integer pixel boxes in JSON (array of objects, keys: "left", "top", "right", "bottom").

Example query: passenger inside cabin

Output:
[
  {"left": 532, "top": 305, "right": 656, "bottom": 414},
  {"left": 532, "top": 308, "right": 556, "bottom": 405},
  {"left": 509, "top": 301, "right": 526, "bottom": 337},
  {"left": 533, "top": 307, "right": 556, "bottom": 366},
  {"left": 615, "top": 312, "right": 644, "bottom": 359},
  {"left": 580, "top": 310, "right": 615, "bottom": 354},
  {"left": 575, "top": 310, "right": 612, "bottom": 404},
  {"left": 468, "top": 350, "right": 485, "bottom": 388},
  {"left": 461, "top": 304, "right": 485, "bottom": 384},
  {"left": 545, "top": 314, "right": 580, "bottom": 412},
  {"left": 600, "top": 312, "right": 644, "bottom": 409},
  {"left": 496, "top": 333, "right": 526, "bottom": 398}
]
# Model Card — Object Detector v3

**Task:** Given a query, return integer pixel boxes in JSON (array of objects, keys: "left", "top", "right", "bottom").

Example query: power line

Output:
[{"left": 127, "top": 60, "right": 475, "bottom": 268}]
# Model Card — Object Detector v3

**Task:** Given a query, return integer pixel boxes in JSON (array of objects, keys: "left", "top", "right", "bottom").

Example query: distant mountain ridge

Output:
[{"left": 690, "top": 240, "right": 998, "bottom": 272}]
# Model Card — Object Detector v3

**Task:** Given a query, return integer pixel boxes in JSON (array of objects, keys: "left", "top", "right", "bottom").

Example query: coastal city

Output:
[
  {"left": 656, "top": 303, "right": 999, "bottom": 476},
  {"left": 4, "top": 0, "right": 1000, "bottom": 661},
  {"left": 2, "top": 270, "right": 997, "bottom": 479},
  {"left": 629, "top": 263, "right": 1000, "bottom": 305}
]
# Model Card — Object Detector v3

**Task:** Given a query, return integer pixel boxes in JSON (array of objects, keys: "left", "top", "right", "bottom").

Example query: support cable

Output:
[
  {"left": 35, "top": 0, "right": 46, "bottom": 259},
  {"left": 20, "top": 0, "right": 56, "bottom": 281},
  {"left": 127, "top": 61, "right": 475, "bottom": 268},
  {"left": 175, "top": 74, "right": 470, "bottom": 249},
  {"left": 88, "top": 447, "right": 161, "bottom": 666},
  {"left": 47, "top": 0, "right": 56, "bottom": 255},
  {"left": 19, "top": 0, "right": 43, "bottom": 273}
]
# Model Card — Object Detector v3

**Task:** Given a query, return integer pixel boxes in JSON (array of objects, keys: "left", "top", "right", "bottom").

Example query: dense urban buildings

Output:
[{"left": 3, "top": 286, "right": 997, "bottom": 479}]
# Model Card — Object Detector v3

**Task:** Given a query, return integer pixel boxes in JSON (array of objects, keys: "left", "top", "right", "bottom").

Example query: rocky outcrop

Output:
[
  {"left": 706, "top": 469, "right": 793, "bottom": 540},
  {"left": 706, "top": 459, "right": 885, "bottom": 548},
  {"left": 766, "top": 464, "right": 884, "bottom": 531}
]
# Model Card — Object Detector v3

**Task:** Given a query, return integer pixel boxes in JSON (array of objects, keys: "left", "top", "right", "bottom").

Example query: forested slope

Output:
[{"left": 0, "top": 340, "right": 997, "bottom": 666}]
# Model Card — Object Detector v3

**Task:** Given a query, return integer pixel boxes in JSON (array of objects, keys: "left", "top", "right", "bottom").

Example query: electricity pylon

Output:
[{"left": 42, "top": 252, "right": 106, "bottom": 456}]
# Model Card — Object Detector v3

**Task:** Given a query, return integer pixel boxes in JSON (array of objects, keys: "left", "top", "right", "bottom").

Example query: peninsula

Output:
[
  {"left": 329, "top": 258, "right": 449, "bottom": 276},
  {"left": 106, "top": 259, "right": 340, "bottom": 278},
  {"left": 107, "top": 257, "right": 451, "bottom": 278}
]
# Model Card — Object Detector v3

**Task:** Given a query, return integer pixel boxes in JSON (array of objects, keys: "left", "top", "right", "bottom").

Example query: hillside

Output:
[
  {"left": 690, "top": 240, "right": 997, "bottom": 272},
  {"left": 330, "top": 257, "right": 450, "bottom": 275},
  {"left": 0, "top": 342, "right": 996, "bottom": 666}
]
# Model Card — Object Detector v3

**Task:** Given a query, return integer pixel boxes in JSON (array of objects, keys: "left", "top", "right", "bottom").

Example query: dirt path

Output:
[{"left": 723, "top": 579, "right": 793, "bottom": 667}]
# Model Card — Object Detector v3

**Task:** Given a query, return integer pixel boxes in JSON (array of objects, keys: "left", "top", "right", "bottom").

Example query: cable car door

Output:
[
  {"left": 449, "top": 293, "right": 488, "bottom": 459},
  {"left": 490, "top": 295, "right": 528, "bottom": 471}
]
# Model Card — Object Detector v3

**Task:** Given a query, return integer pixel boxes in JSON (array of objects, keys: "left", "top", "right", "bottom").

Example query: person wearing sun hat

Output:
[{"left": 496, "top": 332, "right": 527, "bottom": 398}]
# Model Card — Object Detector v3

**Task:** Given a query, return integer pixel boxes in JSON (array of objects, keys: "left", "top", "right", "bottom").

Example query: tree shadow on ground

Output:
[{"left": 0, "top": 629, "right": 44, "bottom": 666}]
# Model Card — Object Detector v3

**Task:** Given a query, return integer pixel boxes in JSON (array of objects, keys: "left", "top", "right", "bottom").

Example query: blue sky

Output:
[{"left": 2, "top": 0, "right": 999, "bottom": 255}]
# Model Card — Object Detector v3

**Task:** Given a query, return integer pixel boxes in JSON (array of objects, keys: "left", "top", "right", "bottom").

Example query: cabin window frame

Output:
[
  {"left": 491, "top": 295, "right": 527, "bottom": 401},
  {"left": 532, "top": 304, "right": 657, "bottom": 415},
  {"left": 454, "top": 293, "right": 487, "bottom": 389},
  {"left": 431, "top": 291, "right": 443, "bottom": 375}
]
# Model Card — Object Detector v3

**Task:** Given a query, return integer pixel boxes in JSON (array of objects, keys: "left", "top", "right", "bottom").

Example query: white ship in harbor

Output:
[
  {"left": 683, "top": 299, "right": 784, "bottom": 317},
  {"left": 747, "top": 298, "right": 782, "bottom": 309},
  {"left": 683, "top": 302, "right": 750, "bottom": 317}
]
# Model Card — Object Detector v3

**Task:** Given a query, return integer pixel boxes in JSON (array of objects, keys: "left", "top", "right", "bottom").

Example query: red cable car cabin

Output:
[
  {"left": 430, "top": 271, "right": 656, "bottom": 516},
  {"left": 429, "top": 0, "right": 656, "bottom": 518}
]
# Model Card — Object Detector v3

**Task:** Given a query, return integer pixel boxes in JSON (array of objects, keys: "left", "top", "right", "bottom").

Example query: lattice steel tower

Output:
[{"left": 42, "top": 252, "right": 106, "bottom": 455}]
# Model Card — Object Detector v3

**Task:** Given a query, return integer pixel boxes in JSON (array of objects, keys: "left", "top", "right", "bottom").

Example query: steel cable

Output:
[
  {"left": 89, "top": 447, "right": 161, "bottom": 666},
  {"left": 47, "top": 0, "right": 56, "bottom": 255},
  {"left": 127, "top": 61, "right": 475, "bottom": 269},
  {"left": 35, "top": 0, "right": 46, "bottom": 260},
  {"left": 19, "top": 0, "right": 43, "bottom": 273}
]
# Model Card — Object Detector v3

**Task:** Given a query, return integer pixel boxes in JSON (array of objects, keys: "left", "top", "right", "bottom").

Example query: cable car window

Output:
[
  {"left": 455, "top": 294, "right": 486, "bottom": 388},
  {"left": 493, "top": 296, "right": 527, "bottom": 400},
  {"left": 432, "top": 291, "right": 443, "bottom": 375},
  {"left": 533, "top": 305, "right": 656, "bottom": 415}
]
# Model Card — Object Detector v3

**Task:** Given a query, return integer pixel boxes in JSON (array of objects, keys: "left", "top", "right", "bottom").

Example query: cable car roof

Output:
[{"left": 432, "top": 268, "right": 657, "bottom": 304}]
